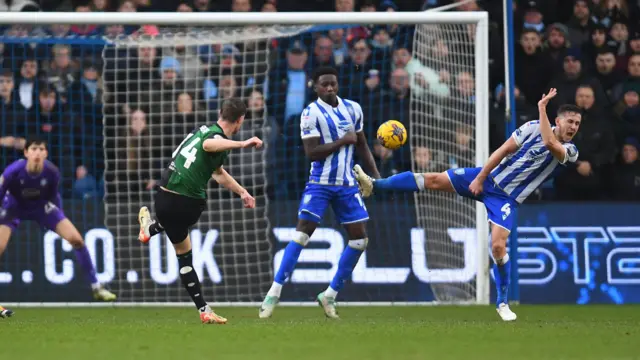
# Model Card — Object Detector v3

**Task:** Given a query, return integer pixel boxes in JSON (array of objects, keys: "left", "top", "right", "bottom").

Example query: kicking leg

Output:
[
  {"left": 353, "top": 165, "right": 454, "bottom": 198},
  {"left": 172, "top": 235, "right": 226, "bottom": 324},
  {"left": 54, "top": 219, "right": 116, "bottom": 301},
  {"left": 490, "top": 223, "right": 517, "bottom": 321},
  {"left": 317, "top": 221, "right": 368, "bottom": 319},
  {"left": 138, "top": 206, "right": 165, "bottom": 243},
  {"left": 260, "top": 220, "right": 316, "bottom": 318}
]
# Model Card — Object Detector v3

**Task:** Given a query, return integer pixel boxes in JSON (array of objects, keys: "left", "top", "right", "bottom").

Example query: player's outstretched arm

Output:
[
  {"left": 202, "top": 136, "right": 263, "bottom": 153},
  {"left": 355, "top": 132, "right": 381, "bottom": 179},
  {"left": 538, "top": 88, "right": 567, "bottom": 162},
  {"left": 211, "top": 167, "right": 255, "bottom": 208},
  {"left": 303, "top": 134, "right": 357, "bottom": 162}
]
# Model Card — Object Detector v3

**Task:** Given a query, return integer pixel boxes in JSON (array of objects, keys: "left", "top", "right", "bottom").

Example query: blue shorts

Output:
[
  {"left": 445, "top": 167, "right": 518, "bottom": 232},
  {"left": 298, "top": 184, "right": 369, "bottom": 224}
]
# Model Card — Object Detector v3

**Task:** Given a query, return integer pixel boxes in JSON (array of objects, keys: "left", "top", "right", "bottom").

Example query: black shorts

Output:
[{"left": 154, "top": 188, "right": 206, "bottom": 244}]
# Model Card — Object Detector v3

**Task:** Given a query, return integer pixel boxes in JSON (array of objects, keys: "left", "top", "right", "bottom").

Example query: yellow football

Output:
[{"left": 377, "top": 120, "right": 407, "bottom": 150}]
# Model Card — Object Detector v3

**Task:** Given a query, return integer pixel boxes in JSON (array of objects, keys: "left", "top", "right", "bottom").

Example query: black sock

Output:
[
  {"left": 177, "top": 251, "right": 207, "bottom": 310},
  {"left": 149, "top": 219, "right": 164, "bottom": 237}
]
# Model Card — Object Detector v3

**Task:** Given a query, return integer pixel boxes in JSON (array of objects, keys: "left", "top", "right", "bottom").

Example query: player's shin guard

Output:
[
  {"left": 74, "top": 246, "right": 98, "bottom": 286},
  {"left": 374, "top": 172, "right": 423, "bottom": 192},
  {"left": 177, "top": 250, "right": 207, "bottom": 310},
  {"left": 493, "top": 253, "right": 511, "bottom": 306},
  {"left": 272, "top": 232, "right": 309, "bottom": 293},
  {"left": 327, "top": 238, "right": 367, "bottom": 296}
]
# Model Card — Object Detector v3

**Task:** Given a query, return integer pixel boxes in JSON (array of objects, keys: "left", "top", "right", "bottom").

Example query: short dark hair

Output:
[
  {"left": 25, "top": 137, "right": 48, "bottom": 149},
  {"left": 557, "top": 104, "right": 582, "bottom": 117},
  {"left": 0, "top": 69, "right": 13, "bottom": 79},
  {"left": 312, "top": 66, "right": 339, "bottom": 83},
  {"left": 220, "top": 98, "right": 247, "bottom": 123}
]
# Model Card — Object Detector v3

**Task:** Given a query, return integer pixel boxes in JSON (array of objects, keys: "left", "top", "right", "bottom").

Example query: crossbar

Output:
[{"left": 0, "top": 11, "right": 488, "bottom": 26}]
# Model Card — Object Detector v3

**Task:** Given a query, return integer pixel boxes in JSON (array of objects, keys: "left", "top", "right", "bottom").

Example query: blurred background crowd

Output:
[{"left": 0, "top": 0, "right": 639, "bottom": 203}]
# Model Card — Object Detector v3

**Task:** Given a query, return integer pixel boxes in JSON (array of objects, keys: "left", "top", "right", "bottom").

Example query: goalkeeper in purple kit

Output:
[{"left": 0, "top": 138, "right": 116, "bottom": 305}]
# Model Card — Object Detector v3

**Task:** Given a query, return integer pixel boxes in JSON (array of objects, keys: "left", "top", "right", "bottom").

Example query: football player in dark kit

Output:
[
  {"left": 137, "top": 98, "right": 262, "bottom": 324},
  {"left": 0, "top": 138, "right": 117, "bottom": 317}
]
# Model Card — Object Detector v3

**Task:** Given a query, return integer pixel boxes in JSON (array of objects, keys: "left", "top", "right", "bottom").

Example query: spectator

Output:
[
  {"left": 611, "top": 137, "right": 640, "bottom": 200},
  {"left": 44, "top": 44, "right": 79, "bottom": 102},
  {"left": 16, "top": 58, "right": 38, "bottom": 111},
  {"left": 515, "top": 29, "right": 553, "bottom": 107},
  {"left": 542, "top": 23, "right": 571, "bottom": 76},
  {"left": 612, "top": 84, "right": 640, "bottom": 142},
  {"left": 267, "top": 40, "right": 310, "bottom": 126},
  {"left": 231, "top": 0, "right": 251, "bottom": 12},
  {"left": 546, "top": 47, "right": 608, "bottom": 115},
  {"left": 339, "top": 38, "right": 373, "bottom": 101},
  {"left": 162, "top": 44, "right": 203, "bottom": 88},
  {"left": 554, "top": 85, "right": 616, "bottom": 201},
  {"left": 311, "top": 36, "right": 336, "bottom": 68},
  {"left": 328, "top": 28, "right": 349, "bottom": 66},
  {"left": 392, "top": 46, "right": 449, "bottom": 98},
  {"left": 594, "top": 49, "right": 625, "bottom": 102},
  {"left": 567, "top": 0, "right": 593, "bottom": 48},
  {"left": 73, "top": 165, "right": 99, "bottom": 199},
  {"left": 612, "top": 54, "right": 640, "bottom": 102},
  {"left": 69, "top": 61, "right": 103, "bottom": 117},
  {"left": 582, "top": 23, "right": 613, "bottom": 66}
]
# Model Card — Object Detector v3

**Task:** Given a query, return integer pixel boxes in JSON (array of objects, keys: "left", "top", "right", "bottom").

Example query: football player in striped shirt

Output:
[
  {"left": 354, "top": 88, "right": 581, "bottom": 321},
  {"left": 259, "top": 66, "right": 380, "bottom": 319}
]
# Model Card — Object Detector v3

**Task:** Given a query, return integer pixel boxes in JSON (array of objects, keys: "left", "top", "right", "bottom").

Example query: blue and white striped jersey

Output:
[
  {"left": 300, "top": 96, "right": 364, "bottom": 186},
  {"left": 491, "top": 120, "right": 579, "bottom": 203}
]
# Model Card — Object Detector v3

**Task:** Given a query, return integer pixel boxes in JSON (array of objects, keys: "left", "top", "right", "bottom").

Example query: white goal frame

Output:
[{"left": 3, "top": 11, "right": 490, "bottom": 306}]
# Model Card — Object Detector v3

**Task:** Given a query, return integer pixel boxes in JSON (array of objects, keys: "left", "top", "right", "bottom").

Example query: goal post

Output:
[{"left": 0, "top": 11, "right": 490, "bottom": 306}]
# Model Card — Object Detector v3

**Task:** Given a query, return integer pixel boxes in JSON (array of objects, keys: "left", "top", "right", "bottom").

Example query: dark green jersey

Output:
[{"left": 164, "top": 124, "right": 229, "bottom": 199}]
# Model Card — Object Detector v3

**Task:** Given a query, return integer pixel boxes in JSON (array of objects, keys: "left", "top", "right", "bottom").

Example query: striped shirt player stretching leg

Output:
[
  {"left": 259, "top": 66, "right": 381, "bottom": 319},
  {"left": 354, "top": 88, "right": 581, "bottom": 321}
]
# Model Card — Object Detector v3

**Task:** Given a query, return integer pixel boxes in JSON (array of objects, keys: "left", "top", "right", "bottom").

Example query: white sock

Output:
[
  {"left": 91, "top": 283, "right": 101, "bottom": 291},
  {"left": 267, "top": 282, "right": 283, "bottom": 297},
  {"left": 494, "top": 253, "right": 510, "bottom": 266},
  {"left": 199, "top": 304, "right": 211, "bottom": 313},
  {"left": 414, "top": 173, "right": 425, "bottom": 191},
  {"left": 324, "top": 286, "right": 338, "bottom": 298}
]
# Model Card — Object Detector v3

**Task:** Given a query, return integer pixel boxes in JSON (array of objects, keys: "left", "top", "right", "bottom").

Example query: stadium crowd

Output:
[{"left": 0, "top": 0, "right": 639, "bottom": 203}]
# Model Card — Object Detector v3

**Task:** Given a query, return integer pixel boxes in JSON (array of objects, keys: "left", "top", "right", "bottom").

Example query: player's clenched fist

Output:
[
  {"left": 241, "top": 191, "right": 256, "bottom": 208},
  {"left": 242, "top": 137, "right": 263, "bottom": 149}
]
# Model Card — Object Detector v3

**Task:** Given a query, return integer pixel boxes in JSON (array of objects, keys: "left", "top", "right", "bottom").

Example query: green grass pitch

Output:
[{"left": 1, "top": 305, "right": 638, "bottom": 360}]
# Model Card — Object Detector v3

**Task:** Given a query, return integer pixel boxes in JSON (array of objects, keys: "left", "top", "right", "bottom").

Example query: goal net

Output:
[{"left": 0, "top": 11, "right": 488, "bottom": 305}]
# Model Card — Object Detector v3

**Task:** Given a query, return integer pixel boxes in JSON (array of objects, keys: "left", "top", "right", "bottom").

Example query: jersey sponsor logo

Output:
[
  {"left": 527, "top": 147, "right": 548, "bottom": 160},
  {"left": 41, "top": 178, "right": 48, "bottom": 187}
]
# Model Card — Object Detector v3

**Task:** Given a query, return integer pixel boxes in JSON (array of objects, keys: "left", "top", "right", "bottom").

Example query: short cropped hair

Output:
[
  {"left": 312, "top": 66, "right": 339, "bottom": 83},
  {"left": 557, "top": 104, "right": 582, "bottom": 117},
  {"left": 220, "top": 98, "right": 247, "bottom": 123},
  {"left": 25, "top": 137, "right": 48, "bottom": 149}
]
